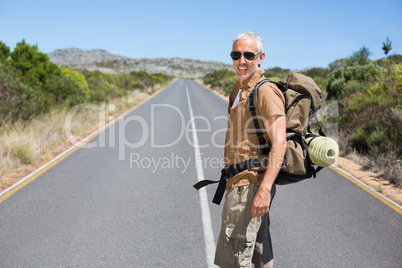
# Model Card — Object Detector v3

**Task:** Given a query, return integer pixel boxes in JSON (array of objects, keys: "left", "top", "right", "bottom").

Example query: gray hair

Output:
[{"left": 233, "top": 32, "right": 264, "bottom": 53}]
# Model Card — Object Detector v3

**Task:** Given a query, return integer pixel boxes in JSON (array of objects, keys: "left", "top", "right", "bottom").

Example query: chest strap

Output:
[{"left": 193, "top": 158, "right": 262, "bottom": 205}]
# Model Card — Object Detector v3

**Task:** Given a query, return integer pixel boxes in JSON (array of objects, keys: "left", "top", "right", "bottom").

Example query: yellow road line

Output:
[
  {"left": 330, "top": 165, "right": 402, "bottom": 215},
  {"left": 0, "top": 86, "right": 168, "bottom": 204}
]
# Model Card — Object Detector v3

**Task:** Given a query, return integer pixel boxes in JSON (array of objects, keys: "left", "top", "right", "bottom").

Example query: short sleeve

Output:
[{"left": 256, "top": 82, "right": 285, "bottom": 120}]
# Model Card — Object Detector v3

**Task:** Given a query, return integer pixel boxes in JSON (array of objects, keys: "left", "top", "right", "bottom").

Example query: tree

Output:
[
  {"left": 9, "top": 39, "right": 60, "bottom": 86},
  {"left": 382, "top": 36, "right": 392, "bottom": 55},
  {"left": 348, "top": 46, "right": 372, "bottom": 66},
  {"left": 0, "top": 63, "right": 49, "bottom": 123},
  {"left": 0, "top": 41, "right": 10, "bottom": 62}
]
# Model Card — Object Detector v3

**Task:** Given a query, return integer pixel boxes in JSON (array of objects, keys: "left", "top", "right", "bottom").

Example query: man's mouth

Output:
[{"left": 239, "top": 66, "right": 247, "bottom": 70}]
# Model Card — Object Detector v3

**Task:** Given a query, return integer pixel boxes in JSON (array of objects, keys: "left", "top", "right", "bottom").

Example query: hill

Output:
[{"left": 48, "top": 48, "right": 232, "bottom": 78}]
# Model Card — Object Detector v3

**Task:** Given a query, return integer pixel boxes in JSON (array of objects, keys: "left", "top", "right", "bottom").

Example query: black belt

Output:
[{"left": 193, "top": 158, "right": 262, "bottom": 205}]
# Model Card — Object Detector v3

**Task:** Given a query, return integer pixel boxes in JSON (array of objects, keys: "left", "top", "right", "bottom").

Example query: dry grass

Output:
[
  {"left": 0, "top": 105, "right": 97, "bottom": 179},
  {"left": 0, "top": 88, "right": 155, "bottom": 183},
  {"left": 344, "top": 150, "right": 401, "bottom": 187}
]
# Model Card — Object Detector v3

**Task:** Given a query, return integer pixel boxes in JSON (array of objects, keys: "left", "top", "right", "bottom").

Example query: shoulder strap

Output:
[
  {"left": 248, "top": 80, "right": 269, "bottom": 155},
  {"left": 248, "top": 79, "right": 286, "bottom": 155}
]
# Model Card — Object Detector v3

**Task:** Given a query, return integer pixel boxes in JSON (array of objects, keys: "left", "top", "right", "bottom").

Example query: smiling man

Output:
[{"left": 214, "top": 32, "right": 287, "bottom": 268}]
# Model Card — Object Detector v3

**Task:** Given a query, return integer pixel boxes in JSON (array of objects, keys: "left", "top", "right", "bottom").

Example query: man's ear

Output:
[{"left": 258, "top": 52, "right": 266, "bottom": 67}]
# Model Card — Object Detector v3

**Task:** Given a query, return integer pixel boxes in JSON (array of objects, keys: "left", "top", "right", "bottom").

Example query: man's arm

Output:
[{"left": 251, "top": 114, "right": 287, "bottom": 218}]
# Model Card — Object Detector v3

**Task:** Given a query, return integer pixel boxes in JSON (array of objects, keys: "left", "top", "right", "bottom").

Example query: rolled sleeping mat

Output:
[{"left": 305, "top": 136, "right": 339, "bottom": 167}]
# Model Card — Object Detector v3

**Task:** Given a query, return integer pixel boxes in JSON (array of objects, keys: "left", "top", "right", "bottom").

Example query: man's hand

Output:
[{"left": 251, "top": 188, "right": 271, "bottom": 218}]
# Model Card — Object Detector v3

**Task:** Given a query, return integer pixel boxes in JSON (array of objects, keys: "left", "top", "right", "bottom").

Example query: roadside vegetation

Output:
[
  {"left": 0, "top": 40, "right": 172, "bottom": 184},
  {"left": 202, "top": 46, "right": 402, "bottom": 187}
]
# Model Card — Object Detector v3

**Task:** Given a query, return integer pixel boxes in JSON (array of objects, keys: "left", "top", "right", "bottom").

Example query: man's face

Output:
[{"left": 232, "top": 38, "right": 265, "bottom": 81}]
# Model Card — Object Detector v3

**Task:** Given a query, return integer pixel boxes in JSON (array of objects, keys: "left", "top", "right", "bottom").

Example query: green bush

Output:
[
  {"left": 311, "top": 76, "right": 328, "bottom": 91},
  {"left": 301, "top": 67, "right": 330, "bottom": 79},
  {"left": 351, "top": 124, "right": 390, "bottom": 156},
  {"left": 130, "top": 71, "right": 154, "bottom": 88},
  {"left": 0, "top": 40, "right": 172, "bottom": 126},
  {"left": 348, "top": 46, "right": 372, "bottom": 66},
  {"left": 132, "top": 81, "right": 145, "bottom": 90},
  {"left": 9, "top": 40, "right": 61, "bottom": 86},
  {"left": 327, "top": 63, "right": 383, "bottom": 100},
  {"left": 81, "top": 69, "right": 171, "bottom": 97},
  {"left": 44, "top": 75, "right": 89, "bottom": 106},
  {"left": 87, "top": 75, "right": 115, "bottom": 101},
  {"left": 265, "top": 67, "right": 291, "bottom": 80},
  {"left": 203, "top": 69, "right": 237, "bottom": 96},
  {"left": 0, "top": 41, "right": 10, "bottom": 62},
  {"left": 81, "top": 69, "right": 170, "bottom": 102},
  {"left": 387, "top": 54, "right": 402, "bottom": 64},
  {"left": 110, "top": 73, "right": 143, "bottom": 91},
  {"left": 61, "top": 67, "right": 89, "bottom": 93},
  {"left": 152, "top": 73, "right": 171, "bottom": 86},
  {"left": 340, "top": 64, "right": 402, "bottom": 159},
  {"left": 88, "top": 90, "right": 107, "bottom": 103},
  {"left": 0, "top": 63, "right": 50, "bottom": 123}
]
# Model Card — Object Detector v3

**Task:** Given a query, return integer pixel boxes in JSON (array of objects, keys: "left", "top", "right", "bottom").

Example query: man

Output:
[{"left": 214, "top": 32, "right": 287, "bottom": 268}]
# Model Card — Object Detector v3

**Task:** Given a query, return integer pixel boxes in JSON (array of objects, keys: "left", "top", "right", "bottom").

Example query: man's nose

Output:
[{"left": 239, "top": 54, "right": 247, "bottom": 64}]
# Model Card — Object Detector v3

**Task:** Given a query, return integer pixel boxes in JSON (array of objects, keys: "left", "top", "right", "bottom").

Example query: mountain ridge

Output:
[{"left": 48, "top": 48, "right": 232, "bottom": 78}]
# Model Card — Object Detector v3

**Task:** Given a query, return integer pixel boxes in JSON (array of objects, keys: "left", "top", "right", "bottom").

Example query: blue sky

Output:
[{"left": 0, "top": 0, "right": 401, "bottom": 70}]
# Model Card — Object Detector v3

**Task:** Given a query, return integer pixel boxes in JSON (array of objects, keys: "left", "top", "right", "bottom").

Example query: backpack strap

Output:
[
  {"left": 193, "top": 158, "right": 262, "bottom": 205},
  {"left": 308, "top": 109, "right": 326, "bottom": 136},
  {"left": 304, "top": 133, "right": 324, "bottom": 177},
  {"left": 248, "top": 79, "right": 272, "bottom": 155},
  {"left": 248, "top": 79, "right": 287, "bottom": 155}
]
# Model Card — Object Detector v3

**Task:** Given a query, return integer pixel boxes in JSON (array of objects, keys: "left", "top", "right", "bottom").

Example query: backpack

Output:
[
  {"left": 193, "top": 72, "right": 327, "bottom": 204},
  {"left": 248, "top": 71, "right": 325, "bottom": 185}
]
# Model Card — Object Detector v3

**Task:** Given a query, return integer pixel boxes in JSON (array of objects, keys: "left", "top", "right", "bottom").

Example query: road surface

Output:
[{"left": 0, "top": 80, "right": 401, "bottom": 267}]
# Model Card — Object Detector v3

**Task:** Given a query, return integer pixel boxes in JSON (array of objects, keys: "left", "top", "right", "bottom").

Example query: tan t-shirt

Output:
[{"left": 224, "top": 69, "right": 285, "bottom": 190}]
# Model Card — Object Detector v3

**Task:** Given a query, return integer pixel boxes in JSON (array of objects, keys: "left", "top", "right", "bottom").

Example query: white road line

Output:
[{"left": 185, "top": 82, "right": 216, "bottom": 267}]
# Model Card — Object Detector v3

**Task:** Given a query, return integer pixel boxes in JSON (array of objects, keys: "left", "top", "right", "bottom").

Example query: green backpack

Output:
[{"left": 248, "top": 71, "right": 325, "bottom": 185}]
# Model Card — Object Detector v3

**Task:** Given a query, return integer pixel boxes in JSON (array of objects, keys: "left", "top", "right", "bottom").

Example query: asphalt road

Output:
[{"left": 0, "top": 80, "right": 401, "bottom": 267}]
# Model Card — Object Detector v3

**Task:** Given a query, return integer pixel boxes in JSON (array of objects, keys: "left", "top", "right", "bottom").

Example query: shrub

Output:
[
  {"left": 265, "top": 67, "right": 292, "bottom": 80},
  {"left": 203, "top": 69, "right": 237, "bottom": 95},
  {"left": 130, "top": 71, "right": 154, "bottom": 88},
  {"left": 61, "top": 67, "right": 89, "bottom": 93},
  {"left": 9, "top": 40, "right": 61, "bottom": 86},
  {"left": 327, "top": 63, "right": 383, "bottom": 100},
  {"left": 301, "top": 67, "right": 330, "bottom": 79},
  {"left": 0, "top": 41, "right": 10, "bottom": 62},
  {"left": 0, "top": 63, "right": 50, "bottom": 123},
  {"left": 44, "top": 75, "right": 88, "bottom": 106},
  {"left": 87, "top": 76, "right": 115, "bottom": 102},
  {"left": 152, "top": 73, "right": 172, "bottom": 86},
  {"left": 339, "top": 64, "right": 402, "bottom": 159},
  {"left": 351, "top": 124, "right": 390, "bottom": 156},
  {"left": 387, "top": 54, "right": 402, "bottom": 64},
  {"left": 311, "top": 76, "right": 328, "bottom": 91}
]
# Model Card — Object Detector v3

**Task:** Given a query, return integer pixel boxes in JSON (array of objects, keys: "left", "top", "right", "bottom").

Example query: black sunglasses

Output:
[{"left": 230, "top": 51, "right": 261, "bottom": 61}]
